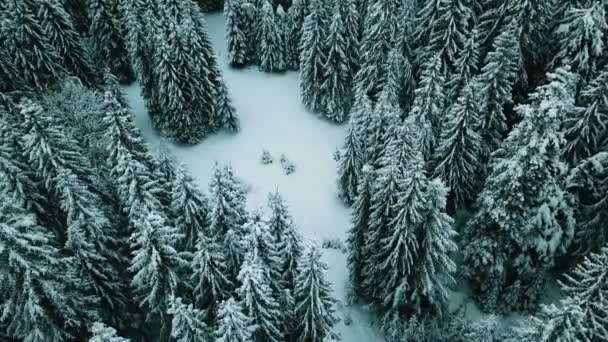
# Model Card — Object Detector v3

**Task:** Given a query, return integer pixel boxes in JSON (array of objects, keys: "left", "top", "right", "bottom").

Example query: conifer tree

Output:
[
  {"left": 429, "top": 0, "right": 474, "bottom": 67},
  {"left": 349, "top": 92, "right": 374, "bottom": 163},
  {"left": 171, "top": 163, "right": 210, "bottom": 252},
  {"left": 34, "top": 0, "right": 99, "bottom": 87},
  {"left": 225, "top": 0, "right": 250, "bottom": 67},
  {"left": 64, "top": 0, "right": 90, "bottom": 35},
  {"left": 192, "top": 233, "right": 233, "bottom": 316},
  {"left": 1, "top": 0, "right": 66, "bottom": 91},
  {"left": 208, "top": 164, "right": 248, "bottom": 281},
  {"left": 237, "top": 255, "right": 284, "bottom": 342},
  {"left": 167, "top": 297, "right": 210, "bottom": 342},
  {"left": 475, "top": 23, "right": 520, "bottom": 158},
  {"left": 299, "top": 0, "right": 330, "bottom": 112},
  {"left": 464, "top": 68, "right": 577, "bottom": 311},
  {"left": 0, "top": 199, "right": 98, "bottom": 341},
  {"left": 337, "top": 119, "right": 363, "bottom": 205},
  {"left": 88, "top": 0, "right": 134, "bottom": 83},
  {"left": 215, "top": 298, "right": 256, "bottom": 342},
  {"left": 257, "top": 1, "right": 287, "bottom": 72},
  {"left": 246, "top": 210, "right": 283, "bottom": 289},
  {"left": 414, "top": 0, "right": 442, "bottom": 49},
  {"left": 432, "top": 82, "right": 482, "bottom": 204},
  {"left": 385, "top": 48, "right": 414, "bottom": 113},
  {"left": 322, "top": 10, "right": 352, "bottom": 122},
  {"left": 213, "top": 75, "right": 240, "bottom": 132},
  {"left": 337, "top": 0, "right": 360, "bottom": 74},
  {"left": 294, "top": 244, "right": 338, "bottom": 342},
  {"left": 364, "top": 87, "right": 401, "bottom": 169},
  {"left": 446, "top": 29, "right": 480, "bottom": 102},
  {"left": 554, "top": 2, "right": 606, "bottom": 80},
  {"left": 286, "top": 0, "right": 310, "bottom": 69},
  {"left": 89, "top": 322, "right": 131, "bottom": 342},
  {"left": 562, "top": 64, "right": 608, "bottom": 165},
  {"left": 353, "top": 0, "right": 399, "bottom": 101},
  {"left": 408, "top": 53, "right": 446, "bottom": 158},
  {"left": 267, "top": 191, "right": 303, "bottom": 289}
]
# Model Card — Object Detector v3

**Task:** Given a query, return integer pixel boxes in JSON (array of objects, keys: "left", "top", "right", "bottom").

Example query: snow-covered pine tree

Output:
[
  {"left": 88, "top": 0, "right": 134, "bottom": 83},
  {"left": 34, "top": 0, "right": 99, "bottom": 87},
  {"left": 413, "top": 0, "right": 441, "bottom": 50},
  {"left": 408, "top": 53, "right": 446, "bottom": 158},
  {"left": 237, "top": 255, "right": 284, "bottom": 342},
  {"left": 0, "top": 198, "right": 98, "bottom": 341},
  {"left": 364, "top": 86, "right": 401, "bottom": 169},
  {"left": 286, "top": 0, "right": 309, "bottom": 69},
  {"left": 122, "top": 0, "right": 154, "bottom": 97},
  {"left": 337, "top": 118, "right": 363, "bottom": 205},
  {"left": 322, "top": 10, "right": 352, "bottom": 122},
  {"left": 337, "top": 0, "right": 359, "bottom": 74},
  {"left": 1, "top": 0, "right": 66, "bottom": 91},
  {"left": 267, "top": 191, "right": 303, "bottom": 290},
  {"left": 192, "top": 233, "right": 233, "bottom": 317},
  {"left": 245, "top": 210, "right": 284, "bottom": 290},
  {"left": 20, "top": 99, "right": 127, "bottom": 317},
  {"left": 89, "top": 322, "right": 131, "bottom": 342},
  {"left": 276, "top": 5, "right": 289, "bottom": 65},
  {"left": 153, "top": 144, "right": 178, "bottom": 211},
  {"left": 171, "top": 163, "right": 210, "bottom": 252},
  {"left": 225, "top": 0, "right": 250, "bottom": 67},
  {"left": 257, "top": 1, "right": 287, "bottom": 72},
  {"left": 348, "top": 91, "right": 374, "bottom": 161},
  {"left": 409, "top": 178, "right": 457, "bottom": 316},
  {"left": 554, "top": 1, "right": 606, "bottom": 81},
  {"left": 562, "top": 64, "right": 608, "bottom": 165},
  {"left": 429, "top": 0, "right": 474, "bottom": 67},
  {"left": 385, "top": 48, "right": 414, "bottom": 114},
  {"left": 213, "top": 74, "right": 240, "bottom": 132},
  {"left": 446, "top": 28, "right": 480, "bottom": 102},
  {"left": 294, "top": 244, "right": 338, "bottom": 342},
  {"left": 432, "top": 81, "right": 482, "bottom": 205},
  {"left": 299, "top": 0, "right": 330, "bottom": 112},
  {"left": 475, "top": 22, "right": 520, "bottom": 160},
  {"left": 167, "top": 297, "right": 210, "bottom": 342},
  {"left": 464, "top": 68, "right": 578, "bottom": 312},
  {"left": 535, "top": 300, "right": 588, "bottom": 342},
  {"left": 208, "top": 164, "right": 249, "bottom": 281},
  {"left": 215, "top": 298, "right": 256, "bottom": 342},
  {"left": 353, "top": 0, "right": 399, "bottom": 101}
]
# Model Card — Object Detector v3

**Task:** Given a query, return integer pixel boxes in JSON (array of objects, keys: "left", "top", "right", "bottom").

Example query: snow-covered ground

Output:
[{"left": 125, "top": 12, "right": 385, "bottom": 342}]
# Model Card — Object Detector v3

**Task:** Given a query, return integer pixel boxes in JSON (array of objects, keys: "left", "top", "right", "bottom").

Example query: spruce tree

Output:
[
  {"left": 88, "top": 0, "right": 134, "bottom": 83},
  {"left": 267, "top": 191, "right": 303, "bottom": 290},
  {"left": 215, "top": 298, "right": 256, "bottom": 342},
  {"left": 414, "top": 0, "right": 442, "bottom": 49},
  {"left": 299, "top": 0, "right": 330, "bottom": 112},
  {"left": 464, "top": 68, "right": 577, "bottom": 312},
  {"left": 34, "top": 0, "right": 99, "bottom": 87},
  {"left": 208, "top": 164, "right": 248, "bottom": 281},
  {"left": 554, "top": 2, "right": 606, "bottom": 80},
  {"left": 225, "top": 0, "right": 250, "bottom": 67},
  {"left": 286, "top": 0, "right": 310, "bottom": 69},
  {"left": 337, "top": 118, "right": 363, "bottom": 205},
  {"left": 168, "top": 297, "right": 210, "bottom": 342},
  {"left": 171, "top": 162, "right": 210, "bottom": 252},
  {"left": 294, "top": 244, "right": 338, "bottom": 342},
  {"left": 408, "top": 53, "right": 446, "bottom": 158},
  {"left": 237, "top": 255, "right": 284, "bottom": 342},
  {"left": 337, "top": 0, "right": 359, "bottom": 74},
  {"left": 432, "top": 82, "right": 482, "bottom": 205},
  {"left": 562, "top": 65, "right": 608, "bottom": 165},
  {"left": 322, "top": 10, "right": 352, "bottom": 122},
  {"left": 346, "top": 164, "right": 373, "bottom": 300},
  {"left": 246, "top": 210, "right": 283, "bottom": 289},
  {"left": 257, "top": 1, "right": 287, "bottom": 72},
  {"left": 385, "top": 48, "right": 414, "bottom": 113},
  {"left": 89, "top": 322, "right": 131, "bottom": 342},
  {"left": 1, "top": 0, "right": 66, "bottom": 91},
  {"left": 429, "top": 0, "right": 474, "bottom": 67},
  {"left": 446, "top": 29, "right": 480, "bottom": 102},
  {"left": 353, "top": 0, "right": 399, "bottom": 101},
  {"left": 213, "top": 75, "right": 240, "bottom": 132},
  {"left": 192, "top": 233, "right": 233, "bottom": 316},
  {"left": 348, "top": 92, "right": 374, "bottom": 163},
  {"left": 364, "top": 86, "right": 401, "bottom": 169}
]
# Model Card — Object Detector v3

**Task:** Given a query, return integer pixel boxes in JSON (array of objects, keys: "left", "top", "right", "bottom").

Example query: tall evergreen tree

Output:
[
  {"left": 414, "top": 0, "right": 442, "bottom": 49},
  {"left": 294, "top": 244, "right": 338, "bottom": 342},
  {"left": 1, "top": 0, "right": 66, "bottom": 91},
  {"left": 192, "top": 233, "right": 233, "bottom": 316},
  {"left": 562, "top": 64, "right": 608, "bottom": 165},
  {"left": 429, "top": 0, "right": 474, "bottom": 67},
  {"left": 322, "top": 10, "right": 352, "bottom": 122},
  {"left": 246, "top": 210, "right": 283, "bottom": 289},
  {"left": 215, "top": 298, "right": 256, "bottom": 342},
  {"left": 337, "top": 0, "right": 359, "bottom": 74},
  {"left": 299, "top": 0, "right": 330, "bottom": 112},
  {"left": 213, "top": 74, "right": 240, "bottom": 132},
  {"left": 89, "top": 322, "right": 131, "bottom": 342},
  {"left": 432, "top": 82, "right": 482, "bottom": 205},
  {"left": 353, "top": 0, "right": 399, "bottom": 101},
  {"left": 237, "top": 255, "right": 284, "bottom": 342},
  {"left": 554, "top": 1, "right": 606, "bottom": 80},
  {"left": 225, "top": 0, "right": 251, "bottom": 67},
  {"left": 364, "top": 87, "right": 401, "bottom": 169},
  {"left": 257, "top": 1, "right": 287, "bottom": 72},
  {"left": 88, "top": 0, "right": 134, "bottom": 83},
  {"left": 446, "top": 28, "right": 480, "bottom": 102},
  {"left": 464, "top": 68, "right": 577, "bottom": 312},
  {"left": 171, "top": 163, "right": 210, "bottom": 252},
  {"left": 34, "top": 0, "right": 99, "bottom": 87},
  {"left": 167, "top": 297, "right": 210, "bottom": 342},
  {"left": 337, "top": 118, "right": 363, "bottom": 205},
  {"left": 286, "top": 0, "right": 310, "bottom": 69}
]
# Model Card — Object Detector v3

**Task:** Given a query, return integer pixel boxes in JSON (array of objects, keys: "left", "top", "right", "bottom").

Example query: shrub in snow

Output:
[
  {"left": 261, "top": 149, "right": 274, "bottom": 164},
  {"left": 280, "top": 154, "right": 296, "bottom": 175}
]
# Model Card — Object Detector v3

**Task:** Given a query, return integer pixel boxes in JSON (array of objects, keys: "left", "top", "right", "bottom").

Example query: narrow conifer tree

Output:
[
  {"left": 337, "top": 118, "right": 363, "bottom": 205},
  {"left": 429, "top": 0, "right": 474, "bottom": 67},
  {"left": 446, "top": 29, "right": 480, "bottom": 102},
  {"left": 168, "top": 297, "right": 210, "bottom": 342},
  {"left": 215, "top": 298, "right": 256, "bottom": 342},
  {"left": 286, "top": 0, "right": 310, "bottom": 69},
  {"left": 337, "top": 0, "right": 360, "bottom": 74},
  {"left": 225, "top": 0, "right": 250, "bottom": 67},
  {"left": 322, "top": 10, "right": 352, "bottom": 122},
  {"left": 257, "top": 1, "right": 287, "bottom": 72}
]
